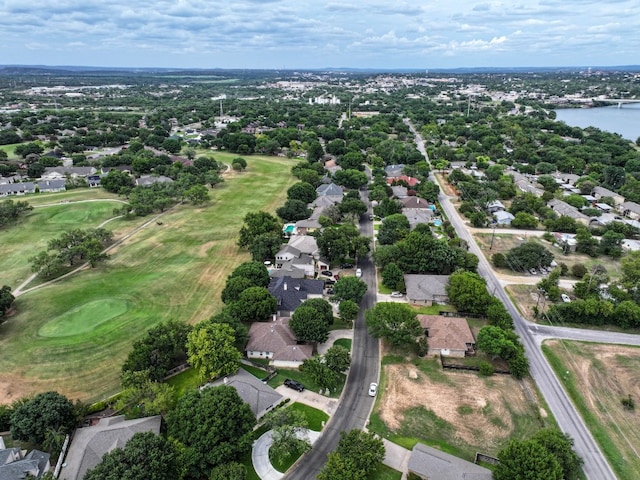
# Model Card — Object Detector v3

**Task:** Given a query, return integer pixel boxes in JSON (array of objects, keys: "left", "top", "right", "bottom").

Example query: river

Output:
[{"left": 554, "top": 104, "right": 640, "bottom": 141}]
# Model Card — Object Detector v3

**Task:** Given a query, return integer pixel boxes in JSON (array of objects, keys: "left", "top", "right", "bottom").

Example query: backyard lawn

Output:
[{"left": 0, "top": 155, "right": 298, "bottom": 404}]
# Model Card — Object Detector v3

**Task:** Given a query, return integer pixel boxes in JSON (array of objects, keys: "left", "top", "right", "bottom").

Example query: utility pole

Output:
[{"left": 489, "top": 224, "right": 497, "bottom": 250}]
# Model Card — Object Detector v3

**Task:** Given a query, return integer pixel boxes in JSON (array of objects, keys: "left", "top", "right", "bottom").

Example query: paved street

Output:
[
  {"left": 406, "top": 119, "right": 618, "bottom": 480},
  {"left": 284, "top": 193, "right": 380, "bottom": 479}
]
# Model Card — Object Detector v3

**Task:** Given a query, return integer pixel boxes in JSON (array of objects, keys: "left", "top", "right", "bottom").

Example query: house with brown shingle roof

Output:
[
  {"left": 416, "top": 315, "right": 476, "bottom": 358},
  {"left": 246, "top": 317, "right": 313, "bottom": 368}
]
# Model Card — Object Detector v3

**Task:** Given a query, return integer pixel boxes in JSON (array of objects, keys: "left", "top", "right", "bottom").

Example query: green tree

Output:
[
  {"left": 333, "top": 169, "right": 368, "bottom": 189},
  {"left": 0, "top": 285, "right": 15, "bottom": 317},
  {"left": 332, "top": 276, "right": 368, "bottom": 304},
  {"left": 532, "top": 429, "right": 583, "bottom": 480},
  {"left": 84, "top": 432, "right": 180, "bottom": 480},
  {"left": 276, "top": 199, "right": 312, "bottom": 222},
  {"left": 338, "top": 300, "right": 359, "bottom": 324},
  {"left": 486, "top": 298, "right": 513, "bottom": 330},
  {"left": 116, "top": 375, "right": 177, "bottom": 417},
  {"left": 417, "top": 181, "right": 439, "bottom": 202},
  {"left": 537, "top": 268, "right": 562, "bottom": 302},
  {"left": 248, "top": 231, "right": 282, "bottom": 262},
  {"left": 494, "top": 439, "right": 563, "bottom": 480},
  {"left": 167, "top": 386, "right": 256, "bottom": 479},
  {"left": 100, "top": 170, "right": 134, "bottom": 193},
  {"left": 221, "top": 276, "right": 255, "bottom": 304},
  {"left": 229, "top": 261, "right": 271, "bottom": 288},
  {"left": 287, "top": 181, "right": 316, "bottom": 204},
  {"left": 290, "top": 306, "right": 329, "bottom": 344},
  {"left": 506, "top": 242, "right": 554, "bottom": 271},
  {"left": 302, "top": 356, "right": 341, "bottom": 391},
  {"left": 10, "top": 391, "right": 77, "bottom": 445},
  {"left": 318, "top": 430, "right": 385, "bottom": 480},
  {"left": 511, "top": 211, "right": 539, "bottom": 229},
  {"left": 575, "top": 228, "right": 599, "bottom": 257},
  {"left": 324, "top": 345, "right": 351, "bottom": 373},
  {"left": 316, "top": 224, "right": 370, "bottom": 262},
  {"left": 237, "top": 211, "right": 282, "bottom": 249},
  {"left": 599, "top": 230, "right": 624, "bottom": 258},
  {"left": 377, "top": 214, "right": 411, "bottom": 245},
  {"left": 185, "top": 184, "right": 210, "bottom": 205},
  {"left": 306, "top": 140, "right": 324, "bottom": 162},
  {"left": 381, "top": 262, "right": 404, "bottom": 290},
  {"left": 186, "top": 323, "right": 241, "bottom": 381},
  {"left": 229, "top": 286, "right": 277, "bottom": 322},
  {"left": 299, "top": 298, "right": 334, "bottom": 326},
  {"left": 446, "top": 271, "right": 492, "bottom": 315},
  {"left": 121, "top": 319, "right": 192, "bottom": 382},
  {"left": 263, "top": 407, "right": 310, "bottom": 460},
  {"left": 209, "top": 462, "right": 246, "bottom": 480},
  {"left": 365, "top": 302, "right": 422, "bottom": 346}
]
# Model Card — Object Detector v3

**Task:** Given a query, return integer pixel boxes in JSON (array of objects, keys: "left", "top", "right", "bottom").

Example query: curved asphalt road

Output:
[
  {"left": 284, "top": 195, "right": 380, "bottom": 479},
  {"left": 406, "top": 119, "right": 617, "bottom": 480}
]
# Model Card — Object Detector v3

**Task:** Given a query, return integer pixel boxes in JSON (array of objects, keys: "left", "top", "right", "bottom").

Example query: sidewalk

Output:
[
  {"left": 253, "top": 429, "right": 322, "bottom": 480},
  {"left": 381, "top": 439, "right": 412, "bottom": 477}
]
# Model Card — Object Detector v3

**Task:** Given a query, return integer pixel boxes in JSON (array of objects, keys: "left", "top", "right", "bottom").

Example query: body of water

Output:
[{"left": 554, "top": 104, "right": 640, "bottom": 141}]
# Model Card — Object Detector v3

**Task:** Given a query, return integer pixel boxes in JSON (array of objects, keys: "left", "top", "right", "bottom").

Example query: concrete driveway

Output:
[
  {"left": 275, "top": 385, "right": 339, "bottom": 416},
  {"left": 253, "top": 429, "right": 322, "bottom": 480},
  {"left": 318, "top": 329, "right": 353, "bottom": 355}
]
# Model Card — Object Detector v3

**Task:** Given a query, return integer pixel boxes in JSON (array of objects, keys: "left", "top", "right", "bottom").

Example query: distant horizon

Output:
[
  {"left": 1, "top": 1, "right": 637, "bottom": 70},
  {"left": 2, "top": 63, "right": 640, "bottom": 74}
]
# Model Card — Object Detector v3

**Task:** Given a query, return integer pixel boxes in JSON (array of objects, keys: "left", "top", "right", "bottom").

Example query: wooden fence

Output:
[{"left": 439, "top": 355, "right": 511, "bottom": 375}]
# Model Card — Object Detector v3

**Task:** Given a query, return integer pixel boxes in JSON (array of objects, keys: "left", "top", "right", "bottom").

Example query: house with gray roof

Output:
[
  {"left": 620, "top": 201, "right": 640, "bottom": 220},
  {"left": 287, "top": 235, "right": 319, "bottom": 257},
  {"left": 246, "top": 317, "right": 313, "bottom": 368},
  {"left": 0, "top": 182, "right": 35, "bottom": 196},
  {"left": 0, "top": 446, "right": 50, "bottom": 480},
  {"left": 391, "top": 185, "right": 408, "bottom": 198},
  {"left": 548, "top": 198, "right": 590, "bottom": 225},
  {"left": 268, "top": 276, "right": 324, "bottom": 316},
  {"left": 136, "top": 175, "right": 174, "bottom": 187},
  {"left": 402, "top": 208, "right": 433, "bottom": 229},
  {"left": 592, "top": 186, "right": 625, "bottom": 205},
  {"left": 37, "top": 179, "right": 66, "bottom": 193},
  {"left": 309, "top": 195, "right": 341, "bottom": 209},
  {"left": 384, "top": 164, "right": 405, "bottom": 178},
  {"left": 493, "top": 210, "right": 515, "bottom": 226},
  {"left": 208, "top": 368, "right": 284, "bottom": 418},
  {"left": 42, "top": 166, "right": 96, "bottom": 179},
  {"left": 400, "top": 196, "right": 431, "bottom": 209},
  {"left": 408, "top": 443, "right": 492, "bottom": 480},
  {"left": 404, "top": 274, "right": 449, "bottom": 306},
  {"left": 316, "top": 183, "right": 343, "bottom": 197},
  {"left": 60, "top": 415, "right": 161, "bottom": 480}
]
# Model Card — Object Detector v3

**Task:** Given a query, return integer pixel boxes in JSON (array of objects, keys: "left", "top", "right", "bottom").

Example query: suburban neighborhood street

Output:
[
  {"left": 406, "top": 120, "right": 618, "bottom": 480},
  {"left": 284, "top": 200, "right": 380, "bottom": 479}
]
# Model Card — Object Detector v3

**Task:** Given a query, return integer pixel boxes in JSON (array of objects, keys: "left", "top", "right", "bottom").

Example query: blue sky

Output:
[{"left": 0, "top": 0, "right": 637, "bottom": 69}]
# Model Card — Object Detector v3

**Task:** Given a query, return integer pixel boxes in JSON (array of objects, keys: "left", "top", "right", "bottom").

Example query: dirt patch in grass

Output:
[
  {"left": 543, "top": 340, "right": 640, "bottom": 480},
  {"left": 376, "top": 358, "right": 543, "bottom": 456}
]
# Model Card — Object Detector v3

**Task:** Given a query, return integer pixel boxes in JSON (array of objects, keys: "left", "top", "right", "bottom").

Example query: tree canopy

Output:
[
  {"left": 167, "top": 386, "right": 256, "bottom": 479},
  {"left": 186, "top": 322, "right": 242, "bottom": 381},
  {"left": 10, "top": 391, "right": 77, "bottom": 446},
  {"left": 365, "top": 302, "right": 422, "bottom": 346},
  {"left": 332, "top": 276, "right": 368, "bottom": 304},
  {"left": 290, "top": 306, "right": 330, "bottom": 344},
  {"left": 84, "top": 432, "right": 180, "bottom": 480},
  {"left": 318, "top": 430, "right": 385, "bottom": 480},
  {"left": 446, "top": 270, "right": 492, "bottom": 315}
]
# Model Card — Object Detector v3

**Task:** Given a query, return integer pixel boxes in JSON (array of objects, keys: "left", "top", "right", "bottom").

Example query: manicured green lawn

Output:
[
  {"left": 165, "top": 368, "right": 201, "bottom": 397},
  {"left": 0, "top": 196, "right": 132, "bottom": 289},
  {"left": 0, "top": 155, "right": 298, "bottom": 403},
  {"left": 241, "top": 363, "right": 270, "bottom": 380},
  {"left": 371, "top": 464, "right": 403, "bottom": 480},
  {"left": 288, "top": 402, "right": 329, "bottom": 431},
  {"left": 333, "top": 338, "right": 352, "bottom": 351},
  {"left": 411, "top": 304, "right": 457, "bottom": 315},
  {"left": 0, "top": 142, "right": 21, "bottom": 158}
]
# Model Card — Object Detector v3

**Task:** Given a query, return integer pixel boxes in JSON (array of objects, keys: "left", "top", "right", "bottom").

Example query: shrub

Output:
[
  {"left": 479, "top": 361, "right": 494, "bottom": 377},
  {"left": 621, "top": 395, "right": 635, "bottom": 411},
  {"left": 571, "top": 263, "right": 588, "bottom": 279},
  {"left": 415, "top": 337, "right": 429, "bottom": 357},
  {"left": 559, "top": 262, "right": 568, "bottom": 276},
  {"left": 492, "top": 252, "right": 507, "bottom": 268}
]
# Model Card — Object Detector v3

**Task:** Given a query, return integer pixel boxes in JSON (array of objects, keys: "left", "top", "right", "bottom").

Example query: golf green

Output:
[{"left": 38, "top": 299, "right": 129, "bottom": 337}]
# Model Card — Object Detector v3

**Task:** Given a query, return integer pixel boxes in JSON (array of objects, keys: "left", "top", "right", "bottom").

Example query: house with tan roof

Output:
[
  {"left": 416, "top": 315, "right": 476, "bottom": 358},
  {"left": 246, "top": 317, "right": 313, "bottom": 368}
]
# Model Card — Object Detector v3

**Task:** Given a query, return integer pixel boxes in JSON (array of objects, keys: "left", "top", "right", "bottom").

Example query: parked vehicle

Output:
[
  {"left": 390, "top": 291, "right": 403, "bottom": 298},
  {"left": 340, "top": 263, "right": 354, "bottom": 269},
  {"left": 326, "top": 288, "right": 334, "bottom": 295},
  {"left": 368, "top": 382, "right": 378, "bottom": 397},
  {"left": 529, "top": 268, "right": 537, "bottom": 275},
  {"left": 284, "top": 379, "right": 305, "bottom": 392},
  {"left": 561, "top": 294, "right": 571, "bottom": 303},
  {"left": 320, "top": 270, "right": 333, "bottom": 277},
  {"left": 356, "top": 268, "right": 362, "bottom": 278}
]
